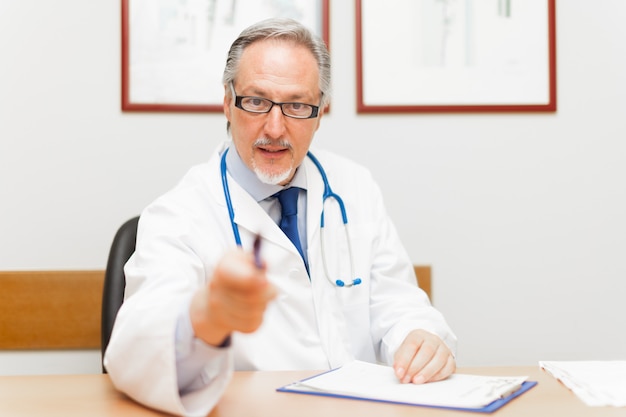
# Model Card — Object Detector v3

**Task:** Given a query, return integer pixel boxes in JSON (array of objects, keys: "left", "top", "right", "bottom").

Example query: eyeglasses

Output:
[{"left": 230, "top": 82, "right": 320, "bottom": 119}]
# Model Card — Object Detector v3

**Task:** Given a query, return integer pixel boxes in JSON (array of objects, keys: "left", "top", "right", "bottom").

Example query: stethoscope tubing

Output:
[
  {"left": 221, "top": 149, "right": 242, "bottom": 245},
  {"left": 220, "top": 148, "right": 361, "bottom": 287}
]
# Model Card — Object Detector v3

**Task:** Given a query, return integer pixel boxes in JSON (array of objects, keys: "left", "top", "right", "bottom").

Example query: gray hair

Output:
[{"left": 222, "top": 18, "right": 331, "bottom": 108}]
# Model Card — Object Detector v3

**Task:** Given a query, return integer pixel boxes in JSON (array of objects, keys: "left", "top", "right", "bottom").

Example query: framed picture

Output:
[
  {"left": 356, "top": 0, "right": 557, "bottom": 113},
  {"left": 122, "top": 0, "right": 329, "bottom": 112}
]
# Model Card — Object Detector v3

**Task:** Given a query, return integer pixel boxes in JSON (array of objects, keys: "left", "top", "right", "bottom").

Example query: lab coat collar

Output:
[{"left": 224, "top": 143, "right": 308, "bottom": 202}]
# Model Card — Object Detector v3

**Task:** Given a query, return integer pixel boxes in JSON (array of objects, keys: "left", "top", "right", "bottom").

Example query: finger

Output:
[
  {"left": 212, "top": 277, "right": 274, "bottom": 304},
  {"left": 409, "top": 343, "right": 451, "bottom": 384},
  {"left": 209, "top": 278, "right": 276, "bottom": 333},
  {"left": 216, "top": 255, "right": 263, "bottom": 290},
  {"left": 208, "top": 292, "right": 267, "bottom": 333},
  {"left": 403, "top": 338, "right": 439, "bottom": 383},
  {"left": 210, "top": 280, "right": 274, "bottom": 320},
  {"left": 212, "top": 251, "right": 274, "bottom": 298},
  {"left": 393, "top": 339, "right": 422, "bottom": 383},
  {"left": 428, "top": 354, "right": 456, "bottom": 383}
]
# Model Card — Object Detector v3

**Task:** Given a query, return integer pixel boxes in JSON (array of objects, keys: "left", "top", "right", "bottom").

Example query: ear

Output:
[{"left": 223, "top": 85, "right": 232, "bottom": 121}]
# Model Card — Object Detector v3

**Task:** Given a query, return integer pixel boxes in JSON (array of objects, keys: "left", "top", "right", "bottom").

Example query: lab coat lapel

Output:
[
  {"left": 233, "top": 180, "right": 292, "bottom": 248},
  {"left": 206, "top": 145, "right": 288, "bottom": 251},
  {"left": 220, "top": 170, "right": 299, "bottom": 255}
]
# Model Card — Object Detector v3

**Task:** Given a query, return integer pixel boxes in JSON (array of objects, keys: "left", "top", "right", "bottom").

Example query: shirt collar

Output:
[{"left": 225, "top": 144, "right": 308, "bottom": 202}]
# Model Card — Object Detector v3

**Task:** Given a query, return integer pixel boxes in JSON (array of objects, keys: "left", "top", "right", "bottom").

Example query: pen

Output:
[{"left": 253, "top": 234, "right": 262, "bottom": 269}]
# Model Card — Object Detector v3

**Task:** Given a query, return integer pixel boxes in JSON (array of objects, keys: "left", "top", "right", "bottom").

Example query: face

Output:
[{"left": 223, "top": 39, "right": 324, "bottom": 186}]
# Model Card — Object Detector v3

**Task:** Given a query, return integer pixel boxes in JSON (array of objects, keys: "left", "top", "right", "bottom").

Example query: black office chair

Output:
[{"left": 101, "top": 216, "right": 139, "bottom": 372}]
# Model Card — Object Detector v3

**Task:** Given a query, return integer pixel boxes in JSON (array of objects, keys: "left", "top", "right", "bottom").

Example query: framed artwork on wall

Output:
[
  {"left": 356, "top": 0, "right": 557, "bottom": 113},
  {"left": 121, "top": 0, "right": 329, "bottom": 112}
]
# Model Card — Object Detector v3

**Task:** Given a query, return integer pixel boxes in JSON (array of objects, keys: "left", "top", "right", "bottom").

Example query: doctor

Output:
[{"left": 104, "top": 18, "right": 457, "bottom": 417}]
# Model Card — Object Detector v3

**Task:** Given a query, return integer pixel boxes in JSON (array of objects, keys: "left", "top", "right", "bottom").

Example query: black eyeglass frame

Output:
[{"left": 230, "top": 82, "right": 320, "bottom": 119}]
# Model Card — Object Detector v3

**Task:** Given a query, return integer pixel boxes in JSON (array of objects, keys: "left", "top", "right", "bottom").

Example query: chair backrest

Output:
[{"left": 101, "top": 216, "right": 139, "bottom": 371}]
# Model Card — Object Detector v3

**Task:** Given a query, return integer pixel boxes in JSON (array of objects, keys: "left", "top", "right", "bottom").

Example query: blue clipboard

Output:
[{"left": 277, "top": 373, "right": 537, "bottom": 413}]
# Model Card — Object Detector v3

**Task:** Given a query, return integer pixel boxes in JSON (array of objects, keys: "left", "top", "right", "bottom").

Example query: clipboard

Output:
[{"left": 277, "top": 361, "right": 538, "bottom": 413}]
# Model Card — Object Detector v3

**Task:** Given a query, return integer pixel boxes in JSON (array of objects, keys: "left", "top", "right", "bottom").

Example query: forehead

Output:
[{"left": 236, "top": 39, "right": 319, "bottom": 95}]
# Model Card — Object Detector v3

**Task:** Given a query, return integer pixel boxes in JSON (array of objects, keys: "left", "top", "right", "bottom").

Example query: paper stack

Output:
[
  {"left": 279, "top": 360, "right": 534, "bottom": 412},
  {"left": 540, "top": 361, "right": 626, "bottom": 407}
]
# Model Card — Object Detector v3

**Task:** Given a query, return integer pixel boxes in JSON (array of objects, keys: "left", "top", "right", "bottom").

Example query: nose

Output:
[{"left": 263, "top": 104, "right": 287, "bottom": 138}]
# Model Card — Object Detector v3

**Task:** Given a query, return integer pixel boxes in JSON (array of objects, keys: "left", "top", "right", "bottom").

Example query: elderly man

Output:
[{"left": 105, "top": 18, "right": 457, "bottom": 417}]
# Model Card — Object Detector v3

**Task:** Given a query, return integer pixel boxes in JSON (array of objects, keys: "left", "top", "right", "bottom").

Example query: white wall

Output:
[{"left": 1, "top": 1, "right": 625, "bottom": 374}]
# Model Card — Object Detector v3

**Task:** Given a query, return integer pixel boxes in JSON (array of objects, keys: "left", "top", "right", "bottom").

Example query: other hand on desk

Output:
[{"left": 393, "top": 329, "right": 456, "bottom": 384}]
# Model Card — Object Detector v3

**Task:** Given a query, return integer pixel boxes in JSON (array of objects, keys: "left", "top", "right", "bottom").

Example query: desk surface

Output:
[{"left": 0, "top": 367, "right": 623, "bottom": 417}]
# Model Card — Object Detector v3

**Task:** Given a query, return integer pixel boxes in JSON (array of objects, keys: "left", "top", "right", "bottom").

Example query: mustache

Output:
[{"left": 253, "top": 137, "right": 292, "bottom": 149}]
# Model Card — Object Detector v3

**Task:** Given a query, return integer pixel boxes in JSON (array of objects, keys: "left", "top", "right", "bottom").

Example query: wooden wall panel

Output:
[
  {"left": 0, "top": 271, "right": 104, "bottom": 349},
  {"left": 0, "top": 266, "right": 428, "bottom": 350},
  {"left": 414, "top": 265, "right": 432, "bottom": 301}
]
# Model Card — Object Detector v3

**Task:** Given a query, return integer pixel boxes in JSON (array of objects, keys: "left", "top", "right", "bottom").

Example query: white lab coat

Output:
[{"left": 104, "top": 142, "right": 456, "bottom": 416}]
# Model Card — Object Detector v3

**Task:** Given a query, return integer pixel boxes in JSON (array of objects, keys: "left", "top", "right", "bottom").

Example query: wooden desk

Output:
[{"left": 0, "top": 367, "right": 622, "bottom": 417}]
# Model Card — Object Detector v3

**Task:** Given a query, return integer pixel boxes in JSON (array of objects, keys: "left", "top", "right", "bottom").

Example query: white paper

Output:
[
  {"left": 286, "top": 360, "right": 527, "bottom": 409},
  {"left": 540, "top": 361, "right": 626, "bottom": 407}
]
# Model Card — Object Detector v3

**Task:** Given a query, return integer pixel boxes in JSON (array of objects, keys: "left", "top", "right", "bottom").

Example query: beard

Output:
[
  {"left": 251, "top": 138, "right": 295, "bottom": 185},
  {"left": 254, "top": 166, "right": 292, "bottom": 185}
]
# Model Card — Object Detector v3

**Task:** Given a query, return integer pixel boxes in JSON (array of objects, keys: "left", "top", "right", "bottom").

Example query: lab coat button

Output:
[{"left": 288, "top": 268, "right": 300, "bottom": 279}]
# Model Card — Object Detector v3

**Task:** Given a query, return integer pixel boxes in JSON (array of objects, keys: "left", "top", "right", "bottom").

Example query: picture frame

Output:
[
  {"left": 356, "top": 0, "right": 557, "bottom": 113},
  {"left": 121, "top": 0, "right": 329, "bottom": 112}
]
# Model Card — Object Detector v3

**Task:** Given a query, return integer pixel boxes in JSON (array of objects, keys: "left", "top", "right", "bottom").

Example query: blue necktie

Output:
[{"left": 276, "top": 187, "right": 306, "bottom": 263}]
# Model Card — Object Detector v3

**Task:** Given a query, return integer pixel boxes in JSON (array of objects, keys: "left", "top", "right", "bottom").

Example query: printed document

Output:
[
  {"left": 281, "top": 360, "right": 528, "bottom": 409},
  {"left": 540, "top": 360, "right": 626, "bottom": 407}
]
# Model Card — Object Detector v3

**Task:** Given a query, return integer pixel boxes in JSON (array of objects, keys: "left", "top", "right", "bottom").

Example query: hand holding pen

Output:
[{"left": 189, "top": 234, "right": 277, "bottom": 347}]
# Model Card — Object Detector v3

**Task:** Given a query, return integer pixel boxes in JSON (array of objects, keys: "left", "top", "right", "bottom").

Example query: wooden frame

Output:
[
  {"left": 356, "top": 0, "right": 557, "bottom": 113},
  {"left": 122, "top": 0, "right": 330, "bottom": 112}
]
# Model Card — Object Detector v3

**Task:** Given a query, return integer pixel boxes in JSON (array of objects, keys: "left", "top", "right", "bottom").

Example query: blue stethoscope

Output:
[{"left": 220, "top": 148, "right": 362, "bottom": 287}]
